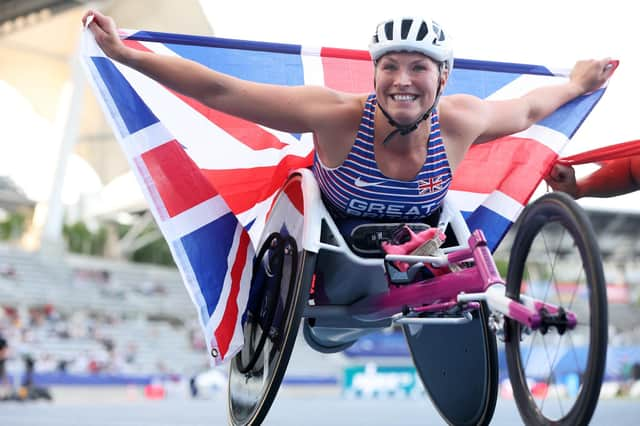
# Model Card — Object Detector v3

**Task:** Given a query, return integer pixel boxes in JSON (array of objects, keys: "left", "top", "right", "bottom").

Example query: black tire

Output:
[
  {"left": 505, "top": 192, "right": 607, "bottom": 425},
  {"left": 228, "top": 174, "right": 315, "bottom": 426}
]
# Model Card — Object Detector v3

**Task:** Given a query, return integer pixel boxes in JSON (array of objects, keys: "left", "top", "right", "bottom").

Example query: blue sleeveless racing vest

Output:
[{"left": 312, "top": 94, "right": 452, "bottom": 220}]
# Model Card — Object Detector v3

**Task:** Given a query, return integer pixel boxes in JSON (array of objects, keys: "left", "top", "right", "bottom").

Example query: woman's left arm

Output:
[{"left": 471, "top": 58, "right": 616, "bottom": 145}]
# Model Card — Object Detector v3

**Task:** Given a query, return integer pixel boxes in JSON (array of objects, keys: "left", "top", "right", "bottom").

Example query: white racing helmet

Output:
[
  {"left": 368, "top": 17, "right": 454, "bottom": 145},
  {"left": 369, "top": 17, "right": 454, "bottom": 72}
]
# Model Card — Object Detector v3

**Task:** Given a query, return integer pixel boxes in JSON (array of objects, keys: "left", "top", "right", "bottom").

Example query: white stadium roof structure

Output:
[{"left": 0, "top": 0, "right": 213, "bottom": 253}]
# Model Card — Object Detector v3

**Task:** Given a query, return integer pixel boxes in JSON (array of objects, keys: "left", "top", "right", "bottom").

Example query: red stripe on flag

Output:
[
  {"left": 123, "top": 39, "right": 150, "bottom": 52},
  {"left": 321, "top": 47, "right": 372, "bottom": 61},
  {"left": 321, "top": 50, "right": 373, "bottom": 94},
  {"left": 451, "top": 136, "right": 557, "bottom": 204},
  {"left": 201, "top": 151, "right": 314, "bottom": 215},
  {"left": 123, "top": 39, "right": 287, "bottom": 151},
  {"left": 141, "top": 141, "right": 218, "bottom": 217},
  {"left": 284, "top": 179, "right": 304, "bottom": 215},
  {"left": 214, "top": 229, "right": 251, "bottom": 358},
  {"left": 263, "top": 174, "right": 305, "bottom": 226},
  {"left": 172, "top": 96, "right": 288, "bottom": 150}
]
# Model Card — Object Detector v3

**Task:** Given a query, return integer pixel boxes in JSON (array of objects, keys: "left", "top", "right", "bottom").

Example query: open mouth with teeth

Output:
[{"left": 391, "top": 94, "right": 418, "bottom": 102}]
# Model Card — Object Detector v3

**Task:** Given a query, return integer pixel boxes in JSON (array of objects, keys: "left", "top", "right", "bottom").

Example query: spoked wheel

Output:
[
  {"left": 505, "top": 192, "right": 607, "bottom": 425},
  {"left": 228, "top": 174, "right": 314, "bottom": 426}
]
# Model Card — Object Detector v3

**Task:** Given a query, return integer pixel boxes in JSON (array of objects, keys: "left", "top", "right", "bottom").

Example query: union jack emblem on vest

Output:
[{"left": 418, "top": 177, "right": 443, "bottom": 194}]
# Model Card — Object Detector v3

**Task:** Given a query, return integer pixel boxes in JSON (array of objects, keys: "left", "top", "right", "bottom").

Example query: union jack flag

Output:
[
  {"left": 81, "top": 29, "right": 610, "bottom": 364},
  {"left": 418, "top": 176, "right": 444, "bottom": 195}
]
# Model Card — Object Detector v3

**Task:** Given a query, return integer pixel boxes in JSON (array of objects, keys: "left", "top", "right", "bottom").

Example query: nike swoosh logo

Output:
[{"left": 354, "top": 177, "right": 386, "bottom": 188}]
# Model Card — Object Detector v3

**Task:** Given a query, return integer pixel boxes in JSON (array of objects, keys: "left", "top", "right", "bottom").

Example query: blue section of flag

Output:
[
  {"left": 454, "top": 58, "right": 553, "bottom": 76},
  {"left": 538, "top": 88, "right": 606, "bottom": 138},
  {"left": 91, "top": 57, "right": 159, "bottom": 136},
  {"left": 180, "top": 213, "right": 238, "bottom": 316},
  {"left": 165, "top": 44, "right": 305, "bottom": 86},
  {"left": 445, "top": 68, "right": 520, "bottom": 98},
  {"left": 128, "top": 31, "right": 302, "bottom": 55},
  {"left": 462, "top": 206, "right": 513, "bottom": 251}
]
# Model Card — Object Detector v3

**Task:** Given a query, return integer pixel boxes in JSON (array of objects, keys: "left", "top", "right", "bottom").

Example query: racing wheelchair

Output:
[{"left": 228, "top": 169, "right": 607, "bottom": 426}]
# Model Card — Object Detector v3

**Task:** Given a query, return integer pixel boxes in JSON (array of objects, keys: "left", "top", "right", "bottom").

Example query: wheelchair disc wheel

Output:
[
  {"left": 505, "top": 192, "right": 607, "bottom": 426},
  {"left": 228, "top": 174, "right": 314, "bottom": 426},
  {"left": 404, "top": 302, "right": 498, "bottom": 426}
]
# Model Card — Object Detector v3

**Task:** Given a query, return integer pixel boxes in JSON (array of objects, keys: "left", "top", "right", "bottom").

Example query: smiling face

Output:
[{"left": 374, "top": 52, "right": 444, "bottom": 125}]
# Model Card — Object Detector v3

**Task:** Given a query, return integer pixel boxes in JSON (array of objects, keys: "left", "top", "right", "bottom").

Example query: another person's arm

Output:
[{"left": 546, "top": 156, "right": 640, "bottom": 198}]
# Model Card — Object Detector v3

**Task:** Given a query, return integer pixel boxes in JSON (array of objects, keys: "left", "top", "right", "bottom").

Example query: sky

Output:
[{"left": 201, "top": 0, "right": 639, "bottom": 212}]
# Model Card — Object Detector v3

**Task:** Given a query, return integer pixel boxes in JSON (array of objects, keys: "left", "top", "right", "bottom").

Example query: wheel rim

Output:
[
  {"left": 516, "top": 225, "right": 594, "bottom": 420},
  {"left": 507, "top": 195, "right": 606, "bottom": 424}
]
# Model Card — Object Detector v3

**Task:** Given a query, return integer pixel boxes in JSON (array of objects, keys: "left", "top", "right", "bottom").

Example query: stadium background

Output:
[{"left": 0, "top": 0, "right": 639, "bottom": 411}]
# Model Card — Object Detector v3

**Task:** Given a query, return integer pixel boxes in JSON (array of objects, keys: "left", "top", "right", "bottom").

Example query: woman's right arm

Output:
[{"left": 83, "top": 10, "right": 355, "bottom": 134}]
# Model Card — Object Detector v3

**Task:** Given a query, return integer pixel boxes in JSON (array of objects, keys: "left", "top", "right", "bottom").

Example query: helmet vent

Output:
[
  {"left": 401, "top": 19, "right": 412, "bottom": 39},
  {"left": 432, "top": 22, "right": 445, "bottom": 42},
  {"left": 417, "top": 21, "right": 429, "bottom": 41},
  {"left": 384, "top": 21, "right": 394, "bottom": 40}
]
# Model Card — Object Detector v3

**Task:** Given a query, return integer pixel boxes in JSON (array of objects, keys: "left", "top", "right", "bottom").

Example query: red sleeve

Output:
[{"left": 578, "top": 155, "right": 640, "bottom": 198}]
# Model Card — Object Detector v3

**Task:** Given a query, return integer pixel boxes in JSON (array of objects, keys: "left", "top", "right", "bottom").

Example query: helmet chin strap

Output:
[
  {"left": 378, "top": 103, "right": 432, "bottom": 145},
  {"left": 377, "top": 68, "right": 445, "bottom": 146}
]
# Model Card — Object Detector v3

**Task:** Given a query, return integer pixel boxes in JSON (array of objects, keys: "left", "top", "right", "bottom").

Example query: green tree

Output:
[
  {"left": 0, "top": 212, "right": 26, "bottom": 241},
  {"left": 63, "top": 222, "right": 96, "bottom": 254},
  {"left": 62, "top": 218, "right": 174, "bottom": 266},
  {"left": 131, "top": 232, "right": 174, "bottom": 266}
]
